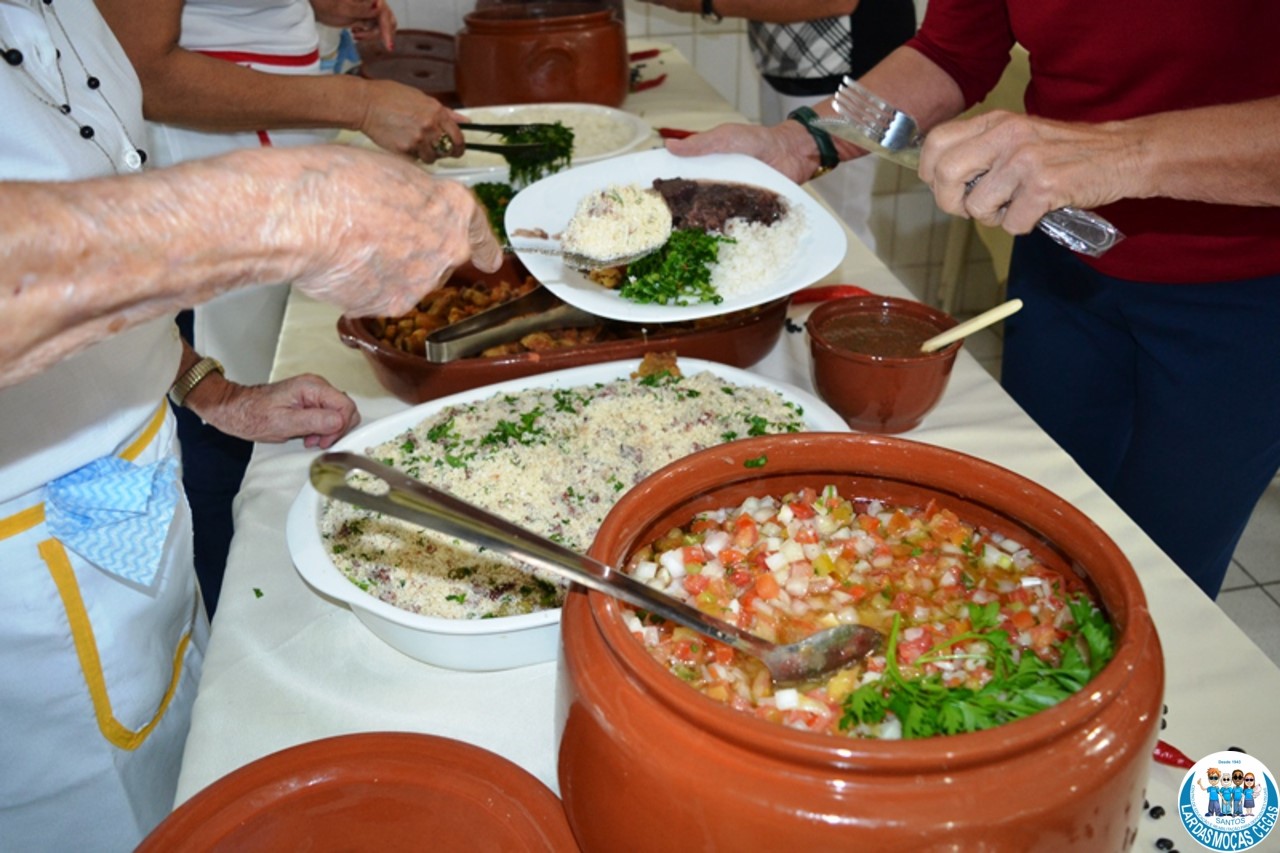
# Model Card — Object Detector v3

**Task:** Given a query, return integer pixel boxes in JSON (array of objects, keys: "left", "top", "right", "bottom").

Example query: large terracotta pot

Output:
[
  {"left": 558, "top": 433, "right": 1164, "bottom": 851},
  {"left": 455, "top": 3, "right": 628, "bottom": 107}
]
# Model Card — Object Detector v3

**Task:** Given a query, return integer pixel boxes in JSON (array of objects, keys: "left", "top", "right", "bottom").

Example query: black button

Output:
[
  {"left": 137, "top": 149, "right": 147, "bottom": 164},
  {"left": 79, "top": 125, "right": 95, "bottom": 139},
  {"left": 86, "top": 76, "right": 100, "bottom": 90},
  {"left": 3, "top": 48, "right": 22, "bottom": 66},
  {"left": 59, "top": 103, "right": 71, "bottom": 114}
]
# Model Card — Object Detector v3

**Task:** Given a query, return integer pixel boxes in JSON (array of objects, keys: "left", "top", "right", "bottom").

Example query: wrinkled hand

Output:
[
  {"left": 312, "top": 0, "right": 397, "bottom": 52},
  {"left": 665, "top": 120, "right": 823, "bottom": 185},
  {"left": 358, "top": 79, "right": 465, "bottom": 164},
  {"left": 279, "top": 146, "right": 503, "bottom": 318},
  {"left": 919, "top": 110, "right": 1135, "bottom": 235},
  {"left": 190, "top": 373, "right": 361, "bottom": 448}
]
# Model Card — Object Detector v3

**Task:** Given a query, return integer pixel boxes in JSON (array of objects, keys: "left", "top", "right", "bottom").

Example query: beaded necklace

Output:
[{"left": 1, "top": 0, "right": 148, "bottom": 173}]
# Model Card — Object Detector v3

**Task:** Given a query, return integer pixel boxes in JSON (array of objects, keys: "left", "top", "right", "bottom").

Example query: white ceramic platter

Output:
[
  {"left": 286, "top": 357, "right": 847, "bottom": 671},
  {"left": 432, "top": 102, "right": 653, "bottom": 176},
  {"left": 504, "top": 148, "right": 848, "bottom": 324}
]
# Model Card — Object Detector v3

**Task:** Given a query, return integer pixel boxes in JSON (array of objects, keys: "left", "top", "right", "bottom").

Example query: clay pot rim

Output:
[
  {"left": 463, "top": 3, "right": 615, "bottom": 27},
  {"left": 806, "top": 295, "right": 963, "bottom": 364},
  {"left": 584, "top": 432, "right": 1160, "bottom": 773}
]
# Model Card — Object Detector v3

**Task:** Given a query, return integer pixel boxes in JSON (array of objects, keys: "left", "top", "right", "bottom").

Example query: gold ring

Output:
[{"left": 433, "top": 136, "right": 455, "bottom": 156}]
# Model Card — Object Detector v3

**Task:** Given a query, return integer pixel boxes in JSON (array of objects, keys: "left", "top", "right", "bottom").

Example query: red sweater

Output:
[{"left": 908, "top": 0, "right": 1280, "bottom": 283}]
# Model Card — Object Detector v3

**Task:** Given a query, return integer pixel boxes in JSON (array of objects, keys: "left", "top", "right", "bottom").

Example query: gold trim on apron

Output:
[{"left": 0, "top": 401, "right": 192, "bottom": 751}]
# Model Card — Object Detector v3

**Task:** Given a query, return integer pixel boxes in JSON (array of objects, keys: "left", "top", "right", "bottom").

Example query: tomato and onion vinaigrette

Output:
[{"left": 621, "top": 484, "right": 1115, "bottom": 740}]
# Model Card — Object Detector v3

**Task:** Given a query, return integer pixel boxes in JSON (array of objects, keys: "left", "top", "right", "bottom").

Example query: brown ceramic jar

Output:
[
  {"left": 455, "top": 3, "right": 629, "bottom": 107},
  {"left": 558, "top": 433, "right": 1164, "bottom": 851},
  {"left": 807, "top": 295, "right": 961, "bottom": 434}
]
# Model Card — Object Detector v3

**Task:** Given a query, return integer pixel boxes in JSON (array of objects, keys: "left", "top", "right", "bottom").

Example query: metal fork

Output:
[{"left": 817, "top": 76, "right": 1123, "bottom": 258}]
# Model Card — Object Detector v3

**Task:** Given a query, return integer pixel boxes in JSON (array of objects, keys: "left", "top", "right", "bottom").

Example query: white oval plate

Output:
[
  {"left": 504, "top": 149, "right": 848, "bottom": 324},
  {"left": 432, "top": 102, "right": 653, "bottom": 175},
  {"left": 286, "top": 357, "right": 847, "bottom": 671}
]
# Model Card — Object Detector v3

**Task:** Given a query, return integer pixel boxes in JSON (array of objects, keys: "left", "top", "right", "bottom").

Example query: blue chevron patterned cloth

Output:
[{"left": 44, "top": 455, "right": 180, "bottom": 587}]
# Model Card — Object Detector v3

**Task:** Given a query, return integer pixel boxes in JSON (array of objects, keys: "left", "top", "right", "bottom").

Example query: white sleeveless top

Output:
[{"left": 0, "top": 0, "right": 181, "bottom": 502}]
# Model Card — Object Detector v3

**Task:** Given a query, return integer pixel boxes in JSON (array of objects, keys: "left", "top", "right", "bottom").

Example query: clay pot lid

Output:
[
  {"left": 138, "top": 732, "right": 575, "bottom": 851},
  {"left": 358, "top": 29, "right": 456, "bottom": 64},
  {"left": 359, "top": 55, "right": 458, "bottom": 106}
]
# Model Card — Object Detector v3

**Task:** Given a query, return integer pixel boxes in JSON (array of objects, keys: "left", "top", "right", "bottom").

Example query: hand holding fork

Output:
[{"left": 815, "top": 76, "right": 1124, "bottom": 258}]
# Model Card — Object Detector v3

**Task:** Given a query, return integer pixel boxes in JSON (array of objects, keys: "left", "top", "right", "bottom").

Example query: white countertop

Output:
[{"left": 173, "top": 41, "right": 1280, "bottom": 849}]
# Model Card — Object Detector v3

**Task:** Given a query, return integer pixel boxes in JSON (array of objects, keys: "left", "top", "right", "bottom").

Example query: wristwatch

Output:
[
  {"left": 701, "top": 0, "right": 722, "bottom": 23},
  {"left": 168, "top": 355, "right": 224, "bottom": 408},
  {"left": 787, "top": 106, "right": 840, "bottom": 180}
]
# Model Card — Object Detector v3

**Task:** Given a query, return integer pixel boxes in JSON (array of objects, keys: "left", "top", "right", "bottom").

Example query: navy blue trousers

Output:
[
  {"left": 1002, "top": 231, "right": 1280, "bottom": 599},
  {"left": 174, "top": 310, "right": 252, "bottom": 618}
]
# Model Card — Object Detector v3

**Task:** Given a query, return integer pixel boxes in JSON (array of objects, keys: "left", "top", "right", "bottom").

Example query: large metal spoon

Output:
[{"left": 311, "top": 452, "right": 883, "bottom": 684}]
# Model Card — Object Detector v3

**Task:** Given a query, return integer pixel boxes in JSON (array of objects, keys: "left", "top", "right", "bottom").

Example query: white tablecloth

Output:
[{"left": 175, "top": 41, "right": 1280, "bottom": 849}]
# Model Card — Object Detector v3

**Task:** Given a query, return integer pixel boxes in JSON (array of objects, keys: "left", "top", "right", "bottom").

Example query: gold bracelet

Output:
[{"left": 168, "top": 356, "right": 224, "bottom": 408}]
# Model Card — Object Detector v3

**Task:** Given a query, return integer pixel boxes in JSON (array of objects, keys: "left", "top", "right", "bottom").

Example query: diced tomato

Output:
[
  {"left": 897, "top": 633, "right": 933, "bottom": 666},
  {"left": 845, "top": 583, "right": 869, "bottom": 603},
  {"left": 788, "top": 501, "right": 816, "bottom": 520},
  {"left": 718, "top": 547, "right": 747, "bottom": 568},
  {"left": 683, "top": 574, "right": 710, "bottom": 596},
  {"left": 792, "top": 526, "right": 819, "bottom": 544},
  {"left": 1008, "top": 609, "right": 1037, "bottom": 631},
  {"left": 857, "top": 515, "right": 881, "bottom": 534},
  {"left": 755, "top": 573, "right": 780, "bottom": 600},
  {"left": 728, "top": 568, "right": 753, "bottom": 587},
  {"left": 712, "top": 643, "right": 735, "bottom": 665},
  {"left": 682, "top": 545, "right": 709, "bottom": 565},
  {"left": 732, "top": 514, "right": 759, "bottom": 547}
]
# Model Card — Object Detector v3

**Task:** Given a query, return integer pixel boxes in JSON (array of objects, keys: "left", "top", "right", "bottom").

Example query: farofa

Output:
[{"left": 320, "top": 367, "right": 807, "bottom": 620}]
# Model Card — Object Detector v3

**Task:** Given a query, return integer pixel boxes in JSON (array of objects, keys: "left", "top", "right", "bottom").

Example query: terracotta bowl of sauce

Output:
[
  {"left": 806, "top": 295, "right": 961, "bottom": 434},
  {"left": 557, "top": 432, "right": 1164, "bottom": 851}
]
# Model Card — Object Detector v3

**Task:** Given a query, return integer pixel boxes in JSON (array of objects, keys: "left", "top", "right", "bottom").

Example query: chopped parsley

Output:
[
  {"left": 620, "top": 229, "right": 731, "bottom": 306},
  {"left": 840, "top": 596, "right": 1116, "bottom": 738}
]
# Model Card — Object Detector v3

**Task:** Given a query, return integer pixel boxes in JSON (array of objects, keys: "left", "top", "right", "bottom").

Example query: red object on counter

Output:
[
  {"left": 631, "top": 73, "right": 667, "bottom": 92},
  {"left": 790, "top": 284, "right": 873, "bottom": 303},
  {"left": 657, "top": 127, "right": 695, "bottom": 139},
  {"left": 629, "top": 48, "right": 661, "bottom": 61},
  {"left": 1152, "top": 740, "right": 1196, "bottom": 769}
]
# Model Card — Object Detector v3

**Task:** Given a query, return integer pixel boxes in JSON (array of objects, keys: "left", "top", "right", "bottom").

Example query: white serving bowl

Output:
[{"left": 285, "top": 357, "right": 846, "bottom": 671}]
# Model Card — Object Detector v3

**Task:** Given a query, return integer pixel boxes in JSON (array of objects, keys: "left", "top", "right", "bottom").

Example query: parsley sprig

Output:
[{"left": 840, "top": 595, "right": 1115, "bottom": 739}]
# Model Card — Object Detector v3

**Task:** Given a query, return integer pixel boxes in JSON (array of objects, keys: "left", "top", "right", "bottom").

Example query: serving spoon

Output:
[
  {"left": 310, "top": 452, "right": 883, "bottom": 684},
  {"left": 920, "top": 298, "right": 1024, "bottom": 353}
]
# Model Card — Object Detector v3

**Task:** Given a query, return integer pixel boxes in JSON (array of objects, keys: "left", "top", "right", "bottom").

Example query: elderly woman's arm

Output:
[
  {"left": 0, "top": 146, "right": 500, "bottom": 389},
  {"left": 98, "top": 0, "right": 464, "bottom": 161}
]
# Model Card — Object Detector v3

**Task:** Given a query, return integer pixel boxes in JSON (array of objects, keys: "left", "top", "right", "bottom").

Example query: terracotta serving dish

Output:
[
  {"left": 138, "top": 733, "right": 576, "bottom": 851},
  {"left": 558, "top": 433, "right": 1164, "bottom": 851},
  {"left": 338, "top": 260, "right": 790, "bottom": 404},
  {"left": 807, "top": 295, "right": 961, "bottom": 434},
  {"left": 455, "top": 3, "right": 628, "bottom": 107}
]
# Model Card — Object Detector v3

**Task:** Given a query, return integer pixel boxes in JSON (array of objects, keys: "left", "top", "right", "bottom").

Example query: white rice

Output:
[{"left": 710, "top": 206, "right": 807, "bottom": 299}]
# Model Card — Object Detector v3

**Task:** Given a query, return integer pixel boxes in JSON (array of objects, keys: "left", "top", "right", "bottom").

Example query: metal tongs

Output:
[
  {"left": 813, "top": 76, "right": 1123, "bottom": 258},
  {"left": 311, "top": 452, "right": 883, "bottom": 684},
  {"left": 424, "top": 286, "right": 596, "bottom": 362},
  {"left": 458, "top": 122, "right": 561, "bottom": 157}
]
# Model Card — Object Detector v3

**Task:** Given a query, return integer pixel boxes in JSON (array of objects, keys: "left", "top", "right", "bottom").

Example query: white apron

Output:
[
  {"left": 148, "top": 0, "right": 339, "bottom": 385},
  {"left": 0, "top": 3, "right": 206, "bottom": 847}
]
